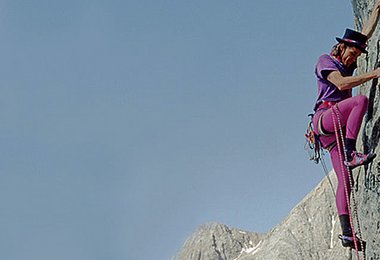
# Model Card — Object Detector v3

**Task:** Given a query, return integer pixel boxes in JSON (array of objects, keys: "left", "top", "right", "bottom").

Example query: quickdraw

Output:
[
  {"left": 305, "top": 114, "right": 321, "bottom": 164},
  {"left": 305, "top": 114, "right": 336, "bottom": 195}
]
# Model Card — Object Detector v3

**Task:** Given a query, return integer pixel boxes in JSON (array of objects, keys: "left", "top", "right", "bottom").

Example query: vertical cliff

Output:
[
  {"left": 353, "top": 0, "right": 380, "bottom": 259},
  {"left": 175, "top": 1, "right": 380, "bottom": 259}
]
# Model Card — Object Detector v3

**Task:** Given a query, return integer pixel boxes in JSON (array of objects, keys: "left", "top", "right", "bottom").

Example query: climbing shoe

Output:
[
  {"left": 344, "top": 151, "right": 376, "bottom": 170},
  {"left": 338, "top": 234, "right": 366, "bottom": 251}
]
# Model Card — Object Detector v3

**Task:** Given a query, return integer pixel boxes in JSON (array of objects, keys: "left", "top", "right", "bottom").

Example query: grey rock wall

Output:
[{"left": 354, "top": 0, "right": 380, "bottom": 259}]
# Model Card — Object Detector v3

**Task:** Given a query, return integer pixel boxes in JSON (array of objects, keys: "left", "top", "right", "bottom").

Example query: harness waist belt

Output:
[{"left": 317, "top": 101, "right": 337, "bottom": 111}]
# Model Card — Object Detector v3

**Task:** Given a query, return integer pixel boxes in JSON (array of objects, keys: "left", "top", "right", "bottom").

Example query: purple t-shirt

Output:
[{"left": 313, "top": 54, "right": 355, "bottom": 111}]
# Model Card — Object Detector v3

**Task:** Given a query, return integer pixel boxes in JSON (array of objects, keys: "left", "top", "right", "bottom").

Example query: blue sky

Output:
[{"left": 0, "top": 1, "right": 356, "bottom": 259}]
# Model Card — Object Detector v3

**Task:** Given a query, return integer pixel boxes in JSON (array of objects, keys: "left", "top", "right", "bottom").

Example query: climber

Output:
[{"left": 312, "top": 0, "right": 380, "bottom": 251}]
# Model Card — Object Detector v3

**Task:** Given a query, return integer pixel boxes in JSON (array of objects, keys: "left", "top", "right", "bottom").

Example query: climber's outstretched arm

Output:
[
  {"left": 327, "top": 68, "right": 380, "bottom": 91},
  {"left": 361, "top": 0, "right": 380, "bottom": 39}
]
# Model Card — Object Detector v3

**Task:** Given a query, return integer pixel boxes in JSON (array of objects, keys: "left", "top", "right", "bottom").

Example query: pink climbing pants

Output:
[{"left": 313, "top": 95, "right": 369, "bottom": 215}]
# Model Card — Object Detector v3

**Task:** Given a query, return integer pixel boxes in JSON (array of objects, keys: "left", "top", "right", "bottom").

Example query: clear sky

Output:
[{"left": 0, "top": 1, "right": 356, "bottom": 259}]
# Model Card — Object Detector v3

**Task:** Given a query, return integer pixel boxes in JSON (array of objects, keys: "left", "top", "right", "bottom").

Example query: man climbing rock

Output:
[{"left": 312, "top": 0, "right": 380, "bottom": 252}]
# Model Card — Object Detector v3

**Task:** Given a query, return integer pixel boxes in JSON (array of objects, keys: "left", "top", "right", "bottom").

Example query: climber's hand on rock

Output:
[
  {"left": 372, "top": 67, "right": 380, "bottom": 78},
  {"left": 376, "top": 0, "right": 380, "bottom": 9}
]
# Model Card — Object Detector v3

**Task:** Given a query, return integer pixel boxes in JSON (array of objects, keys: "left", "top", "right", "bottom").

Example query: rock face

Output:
[
  {"left": 175, "top": 1, "right": 380, "bottom": 259},
  {"left": 353, "top": 0, "right": 380, "bottom": 259},
  {"left": 238, "top": 174, "right": 349, "bottom": 260}
]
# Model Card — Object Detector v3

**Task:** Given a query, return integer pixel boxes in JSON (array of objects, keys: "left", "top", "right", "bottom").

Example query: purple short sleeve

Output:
[{"left": 316, "top": 54, "right": 339, "bottom": 80}]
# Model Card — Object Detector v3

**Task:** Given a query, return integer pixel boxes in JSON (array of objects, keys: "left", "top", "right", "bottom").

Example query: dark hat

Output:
[{"left": 336, "top": 28, "right": 368, "bottom": 53}]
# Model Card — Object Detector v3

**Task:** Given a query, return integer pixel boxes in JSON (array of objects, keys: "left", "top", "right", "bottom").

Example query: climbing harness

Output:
[
  {"left": 305, "top": 114, "right": 336, "bottom": 196},
  {"left": 331, "top": 105, "right": 366, "bottom": 260}
]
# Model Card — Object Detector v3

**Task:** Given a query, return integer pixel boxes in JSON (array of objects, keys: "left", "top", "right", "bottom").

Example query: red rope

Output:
[{"left": 333, "top": 105, "right": 366, "bottom": 260}]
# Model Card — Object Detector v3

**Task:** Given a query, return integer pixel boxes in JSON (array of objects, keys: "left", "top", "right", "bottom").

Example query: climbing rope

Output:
[{"left": 331, "top": 105, "right": 365, "bottom": 260}]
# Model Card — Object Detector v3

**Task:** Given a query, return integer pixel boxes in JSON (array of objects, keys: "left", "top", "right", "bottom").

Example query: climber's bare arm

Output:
[{"left": 327, "top": 69, "right": 380, "bottom": 91}]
